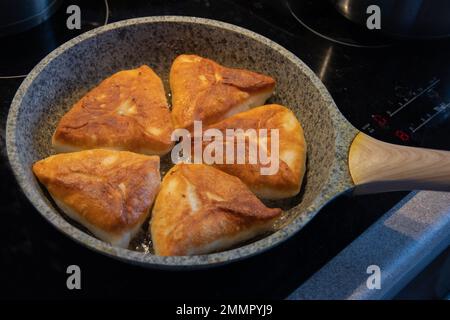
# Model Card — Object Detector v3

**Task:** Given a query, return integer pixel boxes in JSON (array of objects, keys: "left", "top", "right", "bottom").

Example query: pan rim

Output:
[{"left": 6, "top": 16, "right": 356, "bottom": 268}]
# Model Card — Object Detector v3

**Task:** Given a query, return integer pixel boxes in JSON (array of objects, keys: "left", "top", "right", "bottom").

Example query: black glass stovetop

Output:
[{"left": 1, "top": 0, "right": 449, "bottom": 299}]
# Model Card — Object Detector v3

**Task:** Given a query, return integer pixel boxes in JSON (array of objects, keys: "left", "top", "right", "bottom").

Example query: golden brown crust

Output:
[
  {"left": 151, "top": 164, "right": 281, "bottom": 256},
  {"left": 203, "top": 104, "right": 307, "bottom": 199},
  {"left": 170, "top": 54, "right": 275, "bottom": 130},
  {"left": 32, "top": 149, "right": 161, "bottom": 238},
  {"left": 52, "top": 65, "right": 174, "bottom": 155}
]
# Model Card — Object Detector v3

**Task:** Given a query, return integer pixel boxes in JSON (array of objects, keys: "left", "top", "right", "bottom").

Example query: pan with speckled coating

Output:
[{"left": 6, "top": 17, "right": 450, "bottom": 268}]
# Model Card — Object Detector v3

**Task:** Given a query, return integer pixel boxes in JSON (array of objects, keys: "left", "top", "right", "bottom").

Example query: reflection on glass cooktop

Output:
[
  {"left": 0, "top": 0, "right": 108, "bottom": 78},
  {"left": 1, "top": 0, "right": 447, "bottom": 299},
  {"left": 232, "top": 0, "right": 450, "bottom": 150},
  {"left": 286, "top": 0, "right": 391, "bottom": 48}
]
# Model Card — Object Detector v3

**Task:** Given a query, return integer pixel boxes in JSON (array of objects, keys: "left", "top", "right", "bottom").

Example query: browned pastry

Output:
[
  {"left": 32, "top": 149, "right": 161, "bottom": 248},
  {"left": 52, "top": 65, "right": 174, "bottom": 155},
  {"left": 202, "top": 104, "right": 307, "bottom": 199},
  {"left": 151, "top": 163, "right": 282, "bottom": 256},
  {"left": 170, "top": 54, "right": 275, "bottom": 130}
]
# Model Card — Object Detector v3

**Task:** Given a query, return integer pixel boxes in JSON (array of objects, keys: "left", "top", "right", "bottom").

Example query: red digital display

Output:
[
  {"left": 372, "top": 114, "right": 388, "bottom": 128},
  {"left": 395, "top": 130, "right": 410, "bottom": 142}
]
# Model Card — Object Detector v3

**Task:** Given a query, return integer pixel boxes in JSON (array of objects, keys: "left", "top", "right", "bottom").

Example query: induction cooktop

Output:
[{"left": 0, "top": 0, "right": 448, "bottom": 299}]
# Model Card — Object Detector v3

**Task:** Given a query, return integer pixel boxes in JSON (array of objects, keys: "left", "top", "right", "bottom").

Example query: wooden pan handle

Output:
[{"left": 349, "top": 132, "right": 450, "bottom": 194}]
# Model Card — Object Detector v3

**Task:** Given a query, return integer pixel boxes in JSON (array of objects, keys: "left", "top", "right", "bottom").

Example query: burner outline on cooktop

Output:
[{"left": 286, "top": 0, "right": 391, "bottom": 49}]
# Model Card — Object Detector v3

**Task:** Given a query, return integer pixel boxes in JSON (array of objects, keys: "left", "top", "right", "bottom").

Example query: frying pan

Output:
[{"left": 6, "top": 17, "right": 450, "bottom": 269}]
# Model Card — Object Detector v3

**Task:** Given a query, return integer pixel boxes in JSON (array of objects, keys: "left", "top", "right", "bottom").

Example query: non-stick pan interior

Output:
[{"left": 8, "top": 17, "right": 350, "bottom": 266}]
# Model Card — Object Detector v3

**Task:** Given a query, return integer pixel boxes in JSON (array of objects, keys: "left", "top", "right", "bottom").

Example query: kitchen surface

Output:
[{"left": 0, "top": 0, "right": 449, "bottom": 299}]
